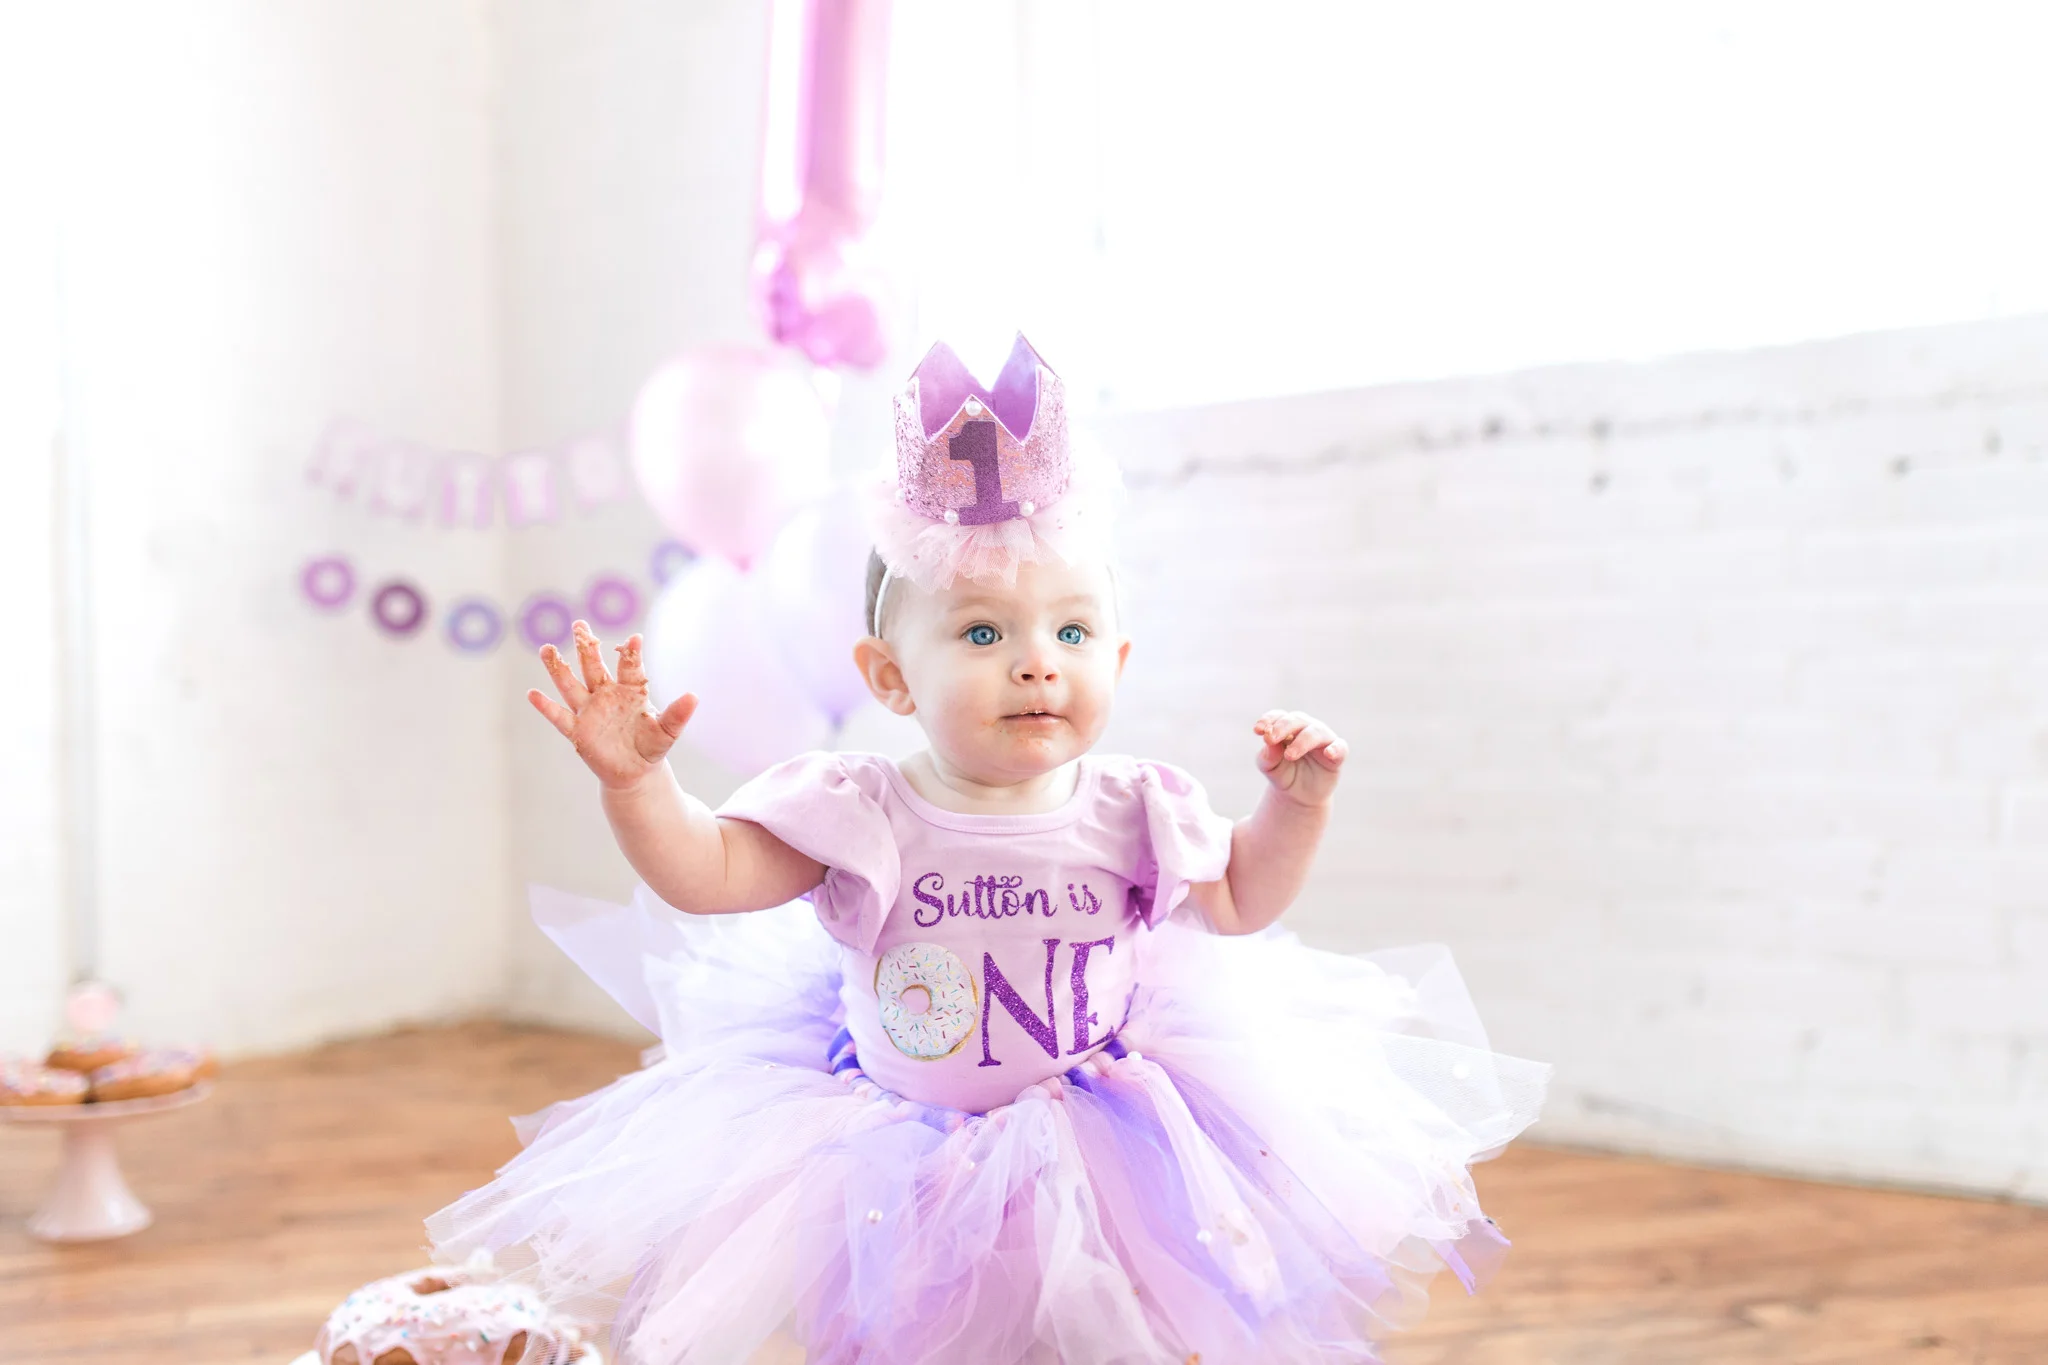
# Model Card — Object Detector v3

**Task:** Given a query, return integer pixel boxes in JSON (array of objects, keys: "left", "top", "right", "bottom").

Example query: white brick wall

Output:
[{"left": 1096, "top": 316, "right": 2048, "bottom": 1202}]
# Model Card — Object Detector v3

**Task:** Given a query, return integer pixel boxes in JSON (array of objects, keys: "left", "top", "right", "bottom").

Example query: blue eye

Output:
[
  {"left": 1057, "top": 624, "right": 1087, "bottom": 646},
  {"left": 965, "top": 624, "right": 999, "bottom": 646}
]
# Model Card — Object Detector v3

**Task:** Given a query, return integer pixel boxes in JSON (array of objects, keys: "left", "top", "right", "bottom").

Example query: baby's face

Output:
[{"left": 866, "top": 558, "right": 1129, "bottom": 785}]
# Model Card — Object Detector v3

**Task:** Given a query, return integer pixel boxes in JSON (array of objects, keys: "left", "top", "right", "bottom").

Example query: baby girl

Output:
[{"left": 430, "top": 336, "right": 1546, "bottom": 1364}]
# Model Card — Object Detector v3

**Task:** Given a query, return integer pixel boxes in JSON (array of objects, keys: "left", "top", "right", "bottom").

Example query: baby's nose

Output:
[{"left": 1013, "top": 652, "right": 1059, "bottom": 684}]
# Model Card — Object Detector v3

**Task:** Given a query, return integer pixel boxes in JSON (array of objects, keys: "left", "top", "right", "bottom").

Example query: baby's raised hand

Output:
[
  {"left": 529, "top": 621, "right": 698, "bottom": 790},
  {"left": 1252, "top": 710, "right": 1348, "bottom": 807}
]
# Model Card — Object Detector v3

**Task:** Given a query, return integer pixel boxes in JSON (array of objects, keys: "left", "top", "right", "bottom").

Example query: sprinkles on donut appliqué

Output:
[{"left": 873, "top": 941, "right": 979, "bottom": 1060}]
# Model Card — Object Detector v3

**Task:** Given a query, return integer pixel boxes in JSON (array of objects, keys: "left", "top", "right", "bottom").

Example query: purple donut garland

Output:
[
  {"left": 370, "top": 580, "right": 428, "bottom": 637},
  {"left": 300, "top": 556, "right": 357, "bottom": 611},
  {"left": 649, "top": 539, "right": 696, "bottom": 587},
  {"left": 303, "top": 548, "right": 663, "bottom": 651},
  {"left": 445, "top": 598, "right": 505, "bottom": 653},
  {"left": 584, "top": 574, "right": 642, "bottom": 631},
  {"left": 519, "top": 593, "right": 577, "bottom": 651}
]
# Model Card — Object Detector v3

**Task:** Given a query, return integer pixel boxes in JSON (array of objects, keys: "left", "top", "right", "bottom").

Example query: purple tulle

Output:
[{"left": 426, "top": 888, "right": 1549, "bottom": 1364}]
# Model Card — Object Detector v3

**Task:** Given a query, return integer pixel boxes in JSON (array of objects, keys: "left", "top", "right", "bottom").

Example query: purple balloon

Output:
[{"left": 752, "top": 0, "right": 894, "bottom": 370}]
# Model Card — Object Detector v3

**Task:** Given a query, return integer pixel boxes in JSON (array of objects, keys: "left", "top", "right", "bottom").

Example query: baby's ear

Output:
[
  {"left": 1115, "top": 636, "right": 1132, "bottom": 680},
  {"left": 852, "top": 637, "right": 915, "bottom": 715}
]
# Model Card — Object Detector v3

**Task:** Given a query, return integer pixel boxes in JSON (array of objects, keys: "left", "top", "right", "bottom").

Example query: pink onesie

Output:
[{"left": 720, "top": 751, "right": 1235, "bottom": 1113}]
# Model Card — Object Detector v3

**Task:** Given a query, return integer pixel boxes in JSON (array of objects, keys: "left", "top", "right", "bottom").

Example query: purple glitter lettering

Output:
[
  {"left": 1067, "top": 882, "right": 1102, "bottom": 916},
  {"left": 1067, "top": 936, "right": 1116, "bottom": 1055},
  {"left": 946, "top": 421, "right": 1018, "bottom": 527},
  {"left": 978, "top": 938, "right": 1062, "bottom": 1067},
  {"left": 912, "top": 872, "right": 948, "bottom": 928},
  {"left": 1024, "top": 887, "right": 1051, "bottom": 917}
]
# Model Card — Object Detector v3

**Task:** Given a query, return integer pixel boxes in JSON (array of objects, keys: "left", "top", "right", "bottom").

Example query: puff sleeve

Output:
[
  {"left": 717, "top": 751, "right": 899, "bottom": 953},
  {"left": 1131, "top": 759, "right": 1237, "bottom": 927}
]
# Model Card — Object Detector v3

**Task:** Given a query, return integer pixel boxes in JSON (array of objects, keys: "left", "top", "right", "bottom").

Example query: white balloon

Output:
[
  {"left": 642, "top": 557, "right": 834, "bottom": 778},
  {"left": 758, "top": 493, "right": 876, "bottom": 724}
]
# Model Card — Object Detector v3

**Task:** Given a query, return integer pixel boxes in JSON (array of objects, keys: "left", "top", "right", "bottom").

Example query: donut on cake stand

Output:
[{"left": 0, "top": 1082, "right": 214, "bottom": 1241}]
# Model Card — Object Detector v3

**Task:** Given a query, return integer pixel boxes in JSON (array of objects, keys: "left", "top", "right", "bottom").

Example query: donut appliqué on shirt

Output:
[{"left": 874, "top": 942, "right": 979, "bottom": 1060}]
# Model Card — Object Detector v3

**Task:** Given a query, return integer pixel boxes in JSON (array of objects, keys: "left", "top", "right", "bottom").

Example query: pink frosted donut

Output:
[
  {"left": 316, "top": 1267, "right": 593, "bottom": 1365},
  {"left": 88, "top": 1050, "right": 196, "bottom": 1102},
  {"left": 0, "top": 1060, "right": 89, "bottom": 1106},
  {"left": 44, "top": 1033, "right": 138, "bottom": 1074}
]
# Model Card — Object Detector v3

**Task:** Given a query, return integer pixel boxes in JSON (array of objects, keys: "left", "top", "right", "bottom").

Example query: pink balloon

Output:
[
  {"left": 642, "top": 556, "right": 834, "bottom": 778},
  {"left": 753, "top": 0, "right": 893, "bottom": 370},
  {"left": 759, "top": 492, "right": 875, "bottom": 724},
  {"left": 628, "top": 347, "right": 832, "bottom": 569}
]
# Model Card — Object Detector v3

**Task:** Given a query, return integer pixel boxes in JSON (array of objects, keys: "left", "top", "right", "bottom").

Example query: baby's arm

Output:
[
  {"left": 532, "top": 622, "right": 826, "bottom": 915},
  {"left": 1186, "top": 710, "right": 1347, "bottom": 936}
]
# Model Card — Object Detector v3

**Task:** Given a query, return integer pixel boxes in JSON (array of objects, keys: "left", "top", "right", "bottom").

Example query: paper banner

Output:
[
  {"left": 369, "top": 442, "right": 440, "bottom": 521},
  {"left": 500, "top": 452, "right": 560, "bottom": 527},
  {"left": 307, "top": 420, "right": 376, "bottom": 494},
  {"left": 439, "top": 453, "right": 497, "bottom": 529},
  {"left": 309, "top": 421, "right": 634, "bottom": 530},
  {"left": 567, "top": 436, "right": 630, "bottom": 511}
]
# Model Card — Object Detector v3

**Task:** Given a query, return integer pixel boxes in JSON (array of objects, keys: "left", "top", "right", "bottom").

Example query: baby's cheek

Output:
[{"left": 926, "top": 676, "right": 992, "bottom": 733}]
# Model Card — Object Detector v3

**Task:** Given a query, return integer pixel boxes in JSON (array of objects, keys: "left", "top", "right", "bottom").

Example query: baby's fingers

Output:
[
  {"left": 528, "top": 688, "right": 577, "bottom": 739},
  {"left": 573, "top": 620, "right": 611, "bottom": 692},
  {"left": 540, "top": 644, "right": 589, "bottom": 708},
  {"left": 632, "top": 692, "right": 698, "bottom": 766},
  {"left": 615, "top": 634, "right": 648, "bottom": 689},
  {"left": 655, "top": 692, "right": 698, "bottom": 740},
  {"left": 1254, "top": 709, "right": 1301, "bottom": 744},
  {"left": 1254, "top": 708, "right": 1300, "bottom": 739},
  {"left": 1282, "top": 718, "right": 1335, "bottom": 762}
]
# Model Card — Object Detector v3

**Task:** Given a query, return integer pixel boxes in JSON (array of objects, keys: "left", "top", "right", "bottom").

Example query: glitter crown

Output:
[
  {"left": 892, "top": 334, "right": 1069, "bottom": 526},
  {"left": 864, "top": 332, "right": 1114, "bottom": 595}
]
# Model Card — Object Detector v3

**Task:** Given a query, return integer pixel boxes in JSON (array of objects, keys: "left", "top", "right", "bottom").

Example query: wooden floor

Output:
[{"left": 2, "top": 1024, "right": 2042, "bottom": 1365}]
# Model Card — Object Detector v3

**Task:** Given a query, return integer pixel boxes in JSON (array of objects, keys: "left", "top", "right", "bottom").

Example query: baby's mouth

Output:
[{"left": 1004, "top": 708, "right": 1063, "bottom": 724}]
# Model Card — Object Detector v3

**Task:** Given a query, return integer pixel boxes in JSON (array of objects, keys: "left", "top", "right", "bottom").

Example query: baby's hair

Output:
[
  {"left": 862, "top": 549, "right": 1127, "bottom": 642},
  {"left": 864, "top": 550, "right": 891, "bottom": 639}
]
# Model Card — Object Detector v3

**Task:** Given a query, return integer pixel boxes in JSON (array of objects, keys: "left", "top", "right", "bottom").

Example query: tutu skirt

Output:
[{"left": 427, "top": 889, "right": 1549, "bottom": 1364}]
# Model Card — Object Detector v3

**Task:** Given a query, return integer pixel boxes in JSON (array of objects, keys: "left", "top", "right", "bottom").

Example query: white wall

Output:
[
  {"left": 488, "top": 0, "right": 762, "bottom": 1035},
  {"left": 1097, "top": 315, "right": 2048, "bottom": 1201},
  {"left": 8, "top": 2, "right": 513, "bottom": 1057},
  {"left": 0, "top": 29, "right": 68, "bottom": 1058}
]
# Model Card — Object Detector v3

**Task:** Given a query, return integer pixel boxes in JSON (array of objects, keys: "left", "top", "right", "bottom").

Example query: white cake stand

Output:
[{"left": 0, "top": 1082, "right": 213, "bottom": 1241}]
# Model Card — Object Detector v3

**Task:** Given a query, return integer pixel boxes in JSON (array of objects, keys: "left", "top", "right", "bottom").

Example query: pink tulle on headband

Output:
[{"left": 860, "top": 433, "right": 1120, "bottom": 595}]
